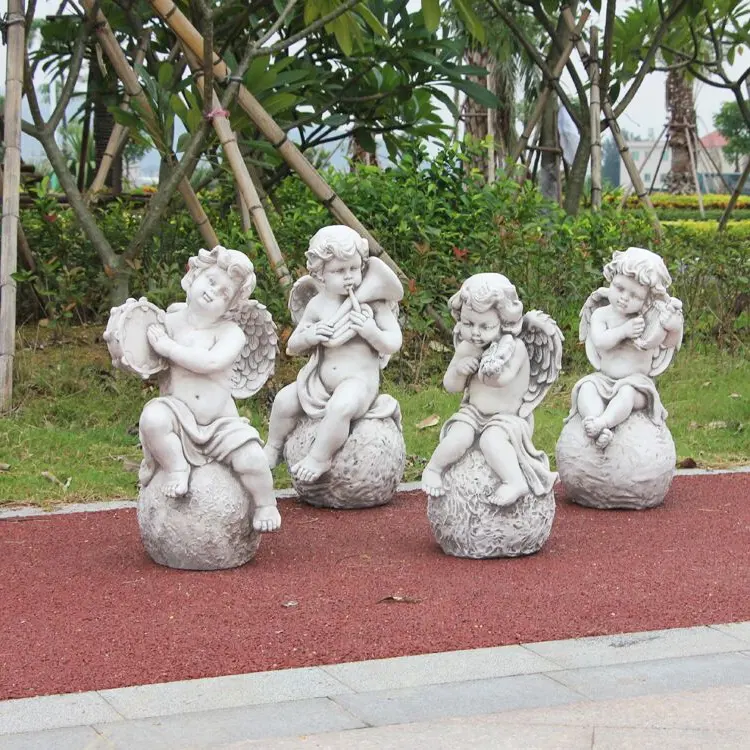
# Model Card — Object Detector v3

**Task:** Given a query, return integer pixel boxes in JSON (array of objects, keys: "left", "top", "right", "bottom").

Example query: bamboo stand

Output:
[
  {"left": 82, "top": 0, "right": 218, "bottom": 249},
  {"left": 561, "top": 7, "right": 662, "bottom": 236},
  {"left": 186, "top": 53, "right": 292, "bottom": 288},
  {"left": 1, "top": 0, "right": 25, "bottom": 412}
]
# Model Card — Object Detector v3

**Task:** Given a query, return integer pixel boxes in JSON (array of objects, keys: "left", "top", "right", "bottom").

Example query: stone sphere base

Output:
[
  {"left": 138, "top": 462, "right": 260, "bottom": 570},
  {"left": 556, "top": 413, "right": 676, "bottom": 510},
  {"left": 427, "top": 447, "right": 556, "bottom": 558},
  {"left": 285, "top": 416, "right": 405, "bottom": 509}
]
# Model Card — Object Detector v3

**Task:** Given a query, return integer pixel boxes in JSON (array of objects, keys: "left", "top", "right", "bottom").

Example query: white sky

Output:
[{"left": 3, "top": 0, "right": 747, "bottom": 163}]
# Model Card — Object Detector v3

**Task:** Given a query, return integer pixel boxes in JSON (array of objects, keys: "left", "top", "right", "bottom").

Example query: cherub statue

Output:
[
  {"left": 136, "top": 246, "right": 281, "bottom": 533},
  {"left": 566, "top": 246, "right": 683, "bottom": 449},
  {"left": 422, "top": 274, "right": 563, "bottom": 508},
  {"left": 265, "top": 226, "right": 404, "bottom": 492}
]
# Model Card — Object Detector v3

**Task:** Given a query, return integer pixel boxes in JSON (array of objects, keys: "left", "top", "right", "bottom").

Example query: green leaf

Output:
[
  {"left": 357, "top": 4, "right": 387, "bottom": 37},
  {"left": 157, "top": 62, "right": 174, "bottom": 88},
  {"left": 261, "top": 92, "right": 299, "bottom": 117},
  {"left": 109, "top": 108, "right": 141, "bottom": 129},
  {"left": 453, "top": 0, "right": 485, "bottom": 43},
  {"left": 354, "top": 128, "right": 377, "bottom": 153},
  {"left": 422, "top": 0, "right": 441, "bottom": 33},
  {"left": 453, "top": 78, "right": 498, "bottom": 108},
  {"left": 330, "top": 16, "right": 354, "bottom": 55}
]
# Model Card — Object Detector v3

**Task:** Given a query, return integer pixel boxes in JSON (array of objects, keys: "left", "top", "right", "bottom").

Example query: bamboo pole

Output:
[
  {"left": 487, "top": 58, "right": 496, "bottom": 184},
  {"left": 509, "top": 10, "right": 588, "bottom": 166},
  {"left": 147, "top": 0, "right": 388, "bottom": 260},
  {"left": 87, "top": 32, "right": 150, "bottom": 201},
  {"left": 81, "top": 0, "right": 218, "bottom": 249},
  {"left": 1, "top": 0, "right": 25, "bottom": 412},
  {"left": 561, "top": 7, "right": 662, "bottom": 236},
  {"left": 187, "top": 54, "right": 292, "bottom": 288},
  {"left": 619, "top": 123, "right": 668, "bottom": 206},
  {"left": 588, "top": 26, "right": 602, "bottom": 210},
  {"left": 685, "top": 124, "right": 705, "bottom": 218}
]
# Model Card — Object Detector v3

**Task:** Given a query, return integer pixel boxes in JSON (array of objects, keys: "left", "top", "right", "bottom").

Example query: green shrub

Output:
[{"left": 15, "top": 143, "right": 749, "bottom": 352}]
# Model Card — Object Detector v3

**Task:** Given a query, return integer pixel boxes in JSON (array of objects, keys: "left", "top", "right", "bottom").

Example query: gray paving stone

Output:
[
  {"left": 0, "top": 692, "right": 123, "bottom": 735},
  {"left": 711, "top": 621, "right": 750, "bottom": 645},
  {"left": 98, "top": 666, "right": 351, "bottom": 719},
  {"left": 94, "top": 697, "right": 365, "bottom": 749},
  {"left": 467, "top": 684, "right": 750, "bottom": 731},
  {"left": 226, "top": 720, "right": 593, "bottom": 749},
  {"left": 525, "top": 625, "right": 747, "bottom": 669},
  {"left": 321, "top": 645, "right": 561, "bottom": 692},
  {"left": 0, "top": 726, "right": 106, "bottom": 750},
  {"left": 592, "top": 726, "right": 750, "bottom": 749},
  {"left": 331, "top": 673, "right": 584, "bottom": 727},
  {"left": 546, "top": 651, "right": 750, "bottom": 702}
]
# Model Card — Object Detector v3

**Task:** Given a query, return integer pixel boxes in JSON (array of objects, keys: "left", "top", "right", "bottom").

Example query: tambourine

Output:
[{"left": 103, "top": 297, "right": 168, "bottom": 379}]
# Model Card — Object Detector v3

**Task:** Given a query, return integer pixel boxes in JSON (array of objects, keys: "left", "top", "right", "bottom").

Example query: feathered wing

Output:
[
  {"left": 518, "top": 310, "right": 564, "bottom": 419},
  {"left": 288, "top": 275, "right": 321, "bottom": 325},
  {"left": 579, "top": 287, "right": 609, "bottom": 370},
  {"left": 229, "top": 300, "right": 278, "bottom": 399}
]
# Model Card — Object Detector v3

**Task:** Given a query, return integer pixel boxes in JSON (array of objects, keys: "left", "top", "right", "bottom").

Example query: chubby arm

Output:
[
  {"left": 589, "top": 307, "right": 645, "bottom": 351},
  {"left": 349, "top": 301, "right": 403, "bottom": 355},
  {"left": 443, "top": 353, "right": 479, "bottom": 393},
  {"left": 286, "top": 297, "right": 331, "bottom": 356},
  {"left": 147, "top": 324, "right": 245, "bottom": 374}
]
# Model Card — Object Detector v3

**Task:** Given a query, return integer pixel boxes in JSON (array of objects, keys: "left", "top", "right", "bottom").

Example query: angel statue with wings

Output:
[
  {"left": 423, "top": 274, "right": 563, "bottom": 515},
  {"left": 265, "top": 225, "right": 405, "bottom": 507},
  {"left": 556, "top": 247, "right": 683, "bottom": 511},
  {"left": 566, "top": 246, "right": 683, "bottom": 450},
  {"left": 135, "top": 246, "right": 281, "bottom": 535}
]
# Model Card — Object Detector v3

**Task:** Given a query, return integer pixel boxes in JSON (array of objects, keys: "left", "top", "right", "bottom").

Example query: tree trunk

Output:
[
  {"left": 538, "top": 101, "right": 559, "bottom": 201},
  {"left": 664, "top": 68, "right": 696, "bottom": 194},
  {"left": 463, "top": 49, "right": 513, "bottom": 178}
]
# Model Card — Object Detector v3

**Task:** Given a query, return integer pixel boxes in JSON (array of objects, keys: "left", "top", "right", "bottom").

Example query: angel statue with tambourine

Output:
[
  {"left": 104, "top": 246, "right": 279, "bottom": 570},
  {"left": 423, "top": 273, "right": 563, "bottom": 559},
  {"left": 264, "top": 225, "right": 406, "bottom": 509},
  {"left": 556, "top": 247, "right": 684, "bottom": 510}
]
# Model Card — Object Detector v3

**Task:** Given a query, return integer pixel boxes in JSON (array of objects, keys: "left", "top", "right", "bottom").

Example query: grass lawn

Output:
[{"left": 1, "top": 324, "right": 748, "bottom": 508}]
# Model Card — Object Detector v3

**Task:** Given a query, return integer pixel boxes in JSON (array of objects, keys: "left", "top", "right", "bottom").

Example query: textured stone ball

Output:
[
  {"left": 138, "top": 462, "right": 261, "bottom": 570},
  {"left": 285, "top": 415, "right": 405, "bottom": 508},
  {"left": 556, "top": 413, "right": 676, "bottom": 510},
  {"left": 427, "top": 447, "right": 556, "bottom": 558}
]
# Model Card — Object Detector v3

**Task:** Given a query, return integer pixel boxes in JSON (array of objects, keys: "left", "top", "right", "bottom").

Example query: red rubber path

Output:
[{"left": 1, "top": 473, "right": 749, "bottom": 700}]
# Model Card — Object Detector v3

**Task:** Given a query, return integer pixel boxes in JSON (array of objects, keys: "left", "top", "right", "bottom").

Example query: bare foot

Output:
[
  {"left": 583, "top": 416, "right": 607, "bottom": 439},
  {"left": 161, "top": 469, "right": 190, "bottom": 497},
  {"left": 253, "top": 505, "right": 281, "bottom": 532},
  {"left": 595, "top": 428, "right": 614, "bottom": 450},
  {"left": 264, "top": 442, "right": 284, "bottom": 469},
  {"left": 490, "top": 483, "right": 527, "bottom": 507},
  {"left": 291, "top": 455, "right": 331, "bottom": 482},
  {"left": 421, "top": 466, "right": 445, "bottom": 497}
]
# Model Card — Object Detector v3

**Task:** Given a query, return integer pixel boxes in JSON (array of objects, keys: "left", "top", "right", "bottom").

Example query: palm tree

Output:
[{"left": 664, "top": 67, "right": 697, "bottom": 193}]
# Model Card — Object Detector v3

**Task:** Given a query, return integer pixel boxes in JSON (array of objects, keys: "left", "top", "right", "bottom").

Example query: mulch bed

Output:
[{"left": 1, "top": 473, "right": 749, "bottom": 700}]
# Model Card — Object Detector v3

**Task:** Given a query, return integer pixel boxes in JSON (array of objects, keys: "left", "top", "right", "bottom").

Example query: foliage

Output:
[
  {"left": 614, "top": 192, "right": 750, "bottom": 210},
  {"left": 16, "top": 141, "right": 749, "bottom": 350},
  {"left": 714, "top": 100, "right": 750, "bottom": 162}
]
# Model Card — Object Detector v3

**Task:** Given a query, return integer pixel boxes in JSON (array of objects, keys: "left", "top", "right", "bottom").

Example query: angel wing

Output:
[
  {"left": 579, "top": 287, "right": 609, "bottom": 370},
  {"left": 518, "top": 310, "right": 564, "bottom": 419},
  {"left": 288, "top": 275, "right": 321, "bottom": 324},
  {"left": 229, "top": 299, "right": 278, "bottom": 399}
]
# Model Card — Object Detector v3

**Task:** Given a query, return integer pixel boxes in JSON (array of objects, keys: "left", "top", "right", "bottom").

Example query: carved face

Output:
[
  {"left": 459, "top": 307, "right": 502, "bottom": 348},
  {"left": 608, "top": 274, "right": 648, "bottom": 316},
  {"left": 322, "top": 255, "right": 363, "bottom": 296},
  {"left": 188, "top": 266, "right": 241, "bottom": 317}
]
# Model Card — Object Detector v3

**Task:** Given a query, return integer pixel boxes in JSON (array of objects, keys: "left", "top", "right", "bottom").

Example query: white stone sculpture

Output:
[
  {"left": 422, "top": 274, "right": 563, "bottom": 558},
  {"left": 556, "top": 246, "right": 684, "bottom": 509},
  {"left": 265, "top": 225, "right": 406, "bottom": 508},
  {"left": 104, "top": 246, "right": 280, "bottom": 570}
]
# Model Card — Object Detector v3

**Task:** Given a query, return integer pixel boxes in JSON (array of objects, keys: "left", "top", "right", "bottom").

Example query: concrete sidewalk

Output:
[{"left": 2, "top": 621, "right": 749, "bottom": 749}]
